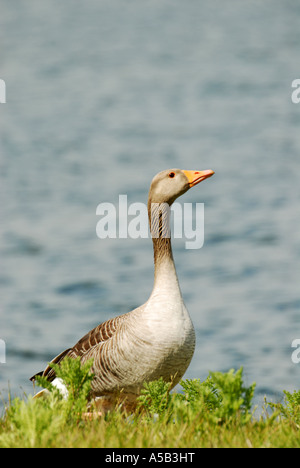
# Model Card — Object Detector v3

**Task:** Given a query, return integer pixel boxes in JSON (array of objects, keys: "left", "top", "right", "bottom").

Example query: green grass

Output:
[{"left": 0, "top": 358, "right": 300, "bottom": 448}]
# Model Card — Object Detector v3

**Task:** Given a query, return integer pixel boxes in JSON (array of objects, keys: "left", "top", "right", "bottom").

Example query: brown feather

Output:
[
  {"left": 72, "top": 314, "right": 123, "bottom": 356},
  {"left": 30, "top": 314, "right": 125, "bottom": 383}
]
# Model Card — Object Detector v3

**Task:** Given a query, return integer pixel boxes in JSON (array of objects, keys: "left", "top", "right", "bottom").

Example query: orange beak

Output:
[{"left": 182, "top": 169, "right": 215, "bottom": 187}]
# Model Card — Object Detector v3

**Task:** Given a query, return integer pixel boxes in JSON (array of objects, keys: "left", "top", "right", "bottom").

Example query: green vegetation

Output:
[{"left": 0, "top": 358, "right": 300, "bottom": 448}]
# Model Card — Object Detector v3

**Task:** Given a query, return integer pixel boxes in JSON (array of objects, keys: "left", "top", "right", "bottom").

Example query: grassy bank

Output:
[{"left": 0, "top": 359, "right": 299, "bottom": 448}]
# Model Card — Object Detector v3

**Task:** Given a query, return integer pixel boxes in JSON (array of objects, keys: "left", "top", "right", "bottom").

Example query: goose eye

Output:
[{"left": 168, "top": 172, "right": 175, "bottom": 178}]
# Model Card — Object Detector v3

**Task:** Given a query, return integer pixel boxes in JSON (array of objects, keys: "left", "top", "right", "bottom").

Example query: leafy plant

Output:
[
  {"left": 179, "top": 376, "right": 221, "bottom": 411},
  {"left": 138, "top": 367, "right": 256, "bottom": 425},
  {"left": 177, "top": 367, "right": 256, "bottom": 424},
  {"left": 137, "top": 377, "right": 172, "bottom": 419},
  {"left": 35, "top": 357, "right": 94, "bottom": 420},
  {"left": 268, "top": 389, "right": 300, "bottom": 425},
  {"left": 5, "top": 366, "right": 300, "bottom": 448},
  {"left": 207, "top": 367, "right": 256, "bottom": 423},
  {"left": 0, "top": 357, "right": 95, "bottom": 447}
]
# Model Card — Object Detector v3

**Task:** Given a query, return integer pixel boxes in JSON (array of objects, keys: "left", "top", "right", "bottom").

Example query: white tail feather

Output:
[{"left": 33, "top": 378, "right": 68, "bottom": 400}]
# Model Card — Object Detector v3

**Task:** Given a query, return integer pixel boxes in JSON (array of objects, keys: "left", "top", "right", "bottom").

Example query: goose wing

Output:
[{"left": 30, "top": 314, "right": 124, "bottom": 383}]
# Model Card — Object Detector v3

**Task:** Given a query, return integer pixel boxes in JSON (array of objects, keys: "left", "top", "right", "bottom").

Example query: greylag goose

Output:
[{"left": 31, "top": 168, "right": 214, "bottom": 410}]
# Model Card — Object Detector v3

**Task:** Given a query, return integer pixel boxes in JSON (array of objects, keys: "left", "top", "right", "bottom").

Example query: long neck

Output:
[{"left": 148, "top": 198, "right": 180, "bottom": 290}]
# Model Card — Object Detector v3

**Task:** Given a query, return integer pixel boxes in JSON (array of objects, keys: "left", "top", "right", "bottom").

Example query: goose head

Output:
[{"left": 148, "top": 168, "right": 214, "bottom": 206}]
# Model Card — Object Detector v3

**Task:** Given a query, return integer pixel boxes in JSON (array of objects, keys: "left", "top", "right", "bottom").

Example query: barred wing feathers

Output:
[{"left": 30, "top": 314, "right": 125, "bottom": 383}]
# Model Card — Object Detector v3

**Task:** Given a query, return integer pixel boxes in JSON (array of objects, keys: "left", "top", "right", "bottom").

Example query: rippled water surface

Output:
[{"left": 1, "top": 0, "right": 300, "bottom": 410}]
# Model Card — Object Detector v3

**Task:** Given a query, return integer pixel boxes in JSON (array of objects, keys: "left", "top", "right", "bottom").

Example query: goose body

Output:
[{"left": 31, "top": 168, "right": 214, "bottom": 409}]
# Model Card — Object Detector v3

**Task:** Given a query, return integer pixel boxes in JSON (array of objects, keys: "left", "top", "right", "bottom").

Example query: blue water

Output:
[{"left": 1, "top": 0, "right": 300, "bottom": 411}]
